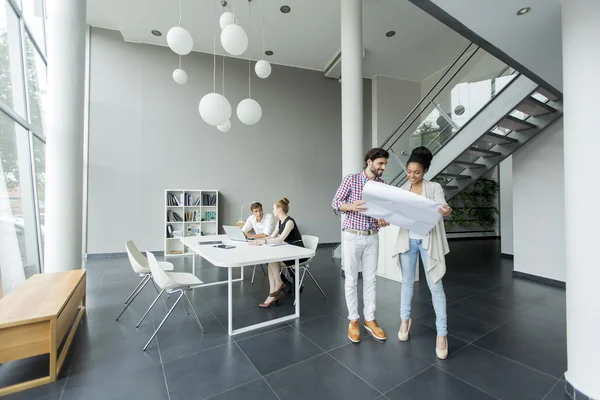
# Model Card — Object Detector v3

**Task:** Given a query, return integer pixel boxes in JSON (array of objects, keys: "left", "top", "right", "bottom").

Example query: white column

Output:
[
  {"left": 341, "top": 0, "right": 364, "bottom": 177},
  {"left": 44, "top": 0, "right": 86, "bottom": 272},
  {"left": 562, "top": 0, "right": 600, "bottom": 398}
]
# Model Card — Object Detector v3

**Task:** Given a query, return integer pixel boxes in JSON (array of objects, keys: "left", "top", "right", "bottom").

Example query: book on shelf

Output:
[
  {"left": 166, "top": 224, "right": 174, "bottom": 238},
  {"left": 170, "top": 250, "right": 183, "bottom": 255},
  {"left": 172, "top": 230, "right": 183, "bottom": 238},
  {"left": 202, "top": 193, "right": 217, "bottom": 206},
  {"left": 167, "top": 210, "right": 183, "bottom": 222},
  {"left": 167, "top": 193, "right": 181, "bottom": 206}
]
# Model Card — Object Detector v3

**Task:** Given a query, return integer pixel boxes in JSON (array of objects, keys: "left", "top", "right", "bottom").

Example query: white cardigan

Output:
[{"left": 392, "top": 179, "right": 450, "bottom": 283}]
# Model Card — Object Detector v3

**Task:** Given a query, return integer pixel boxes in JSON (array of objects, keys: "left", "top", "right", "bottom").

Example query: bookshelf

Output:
[{"left": 164, "top": 189, "right": 219, "bottom": 256}]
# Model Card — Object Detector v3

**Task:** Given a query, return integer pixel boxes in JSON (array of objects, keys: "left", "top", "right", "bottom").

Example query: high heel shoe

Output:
[
  {"left": 398, "top": 318, "right": 412, "bottom": 342},
  {"left": 269, "top": 283, "right": 286, "bottom": 297},
  {"left": 259, "top": 296, "right": 279, "bottom": 308},
  {"left": 436, "top": 335, "right": 448, "bottom": 360}
]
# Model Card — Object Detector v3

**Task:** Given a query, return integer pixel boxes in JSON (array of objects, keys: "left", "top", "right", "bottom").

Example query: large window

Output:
[{"left": 0, "top": 0, "right": 46, "bottom": 296}]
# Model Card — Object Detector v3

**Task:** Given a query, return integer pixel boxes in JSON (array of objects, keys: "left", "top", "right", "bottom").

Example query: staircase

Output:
[{"left": 381, "top": 45, "right": 563, "bottom": 201}]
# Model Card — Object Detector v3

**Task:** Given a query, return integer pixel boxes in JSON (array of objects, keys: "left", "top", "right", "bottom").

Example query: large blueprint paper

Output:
[{"left": 362, "top": 181, "right": 443, "bottom": 236}]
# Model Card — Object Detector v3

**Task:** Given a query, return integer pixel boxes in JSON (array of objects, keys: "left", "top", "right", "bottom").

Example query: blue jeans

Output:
[{"left": 400, "top": 239, "right": 447, "bottom": 336}]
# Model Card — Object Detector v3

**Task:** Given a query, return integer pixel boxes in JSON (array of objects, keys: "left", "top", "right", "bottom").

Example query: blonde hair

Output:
[{"left": 275, "top": 197, "right": 290, "bottom": 214}]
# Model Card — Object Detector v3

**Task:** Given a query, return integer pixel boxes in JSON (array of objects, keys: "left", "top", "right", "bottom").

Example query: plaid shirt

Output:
[{"left": 332, "top": 171, "right": 386, "bottom": 231}]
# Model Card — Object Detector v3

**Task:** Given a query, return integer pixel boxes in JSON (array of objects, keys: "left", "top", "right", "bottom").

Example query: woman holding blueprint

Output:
[{"left": 392, "top": 147, "right": 452, "bottom": 360}]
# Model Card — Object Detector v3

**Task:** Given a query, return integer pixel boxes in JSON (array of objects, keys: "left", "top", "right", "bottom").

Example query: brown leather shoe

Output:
[
  {"left": 364, "top": 319, "right": 387, "bottom": 341},
  {"left": 348, "top": 320, "right": 360, "bottom": 343}
]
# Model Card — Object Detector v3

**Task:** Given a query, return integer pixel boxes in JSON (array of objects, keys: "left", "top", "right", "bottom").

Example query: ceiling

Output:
[
  {"left": 86, "top": 0, "right": 469, "bottom": 82},
  {"left": 427, "top": 0, "right": 563, "bottom": 91}
]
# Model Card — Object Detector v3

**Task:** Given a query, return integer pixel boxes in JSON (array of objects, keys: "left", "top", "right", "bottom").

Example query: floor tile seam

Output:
[
  {"left": 465, "top": 318, "right": 511, "bottom": 344},
  {"left": 471, "top": 343, "right": 563, "bottom": 381},
  {"left": 431, "top": 365, "right": 502, "bottom": 400},
  {"left": 445, "top": 284, "right": 501, "bottom": 308},
  {"left": 542, "top": 378, "right": 563, "bottom": 400},
  {"left": 286, "top": 321, "right": 327, "bottom": 353},
  {"left": 160, "top": 341, "right": 232, "bottom": 365},
  {"left": 233, "top": 341, "right": 272, "bottom": 382},
  {"left": 200, "top": 377, "right": 266, "bottom": 400},
  {"left": 325, "top": 351, "right": 385, "bottom": 396},
  {"left": 381, "top": 364, "right": 436, "bottom": 395},
  {"left": 261, "top": 352, "right": 327, "bottom": 379},
  {"left": 446, "top": 309, "right": 508, "bottom": 327}
]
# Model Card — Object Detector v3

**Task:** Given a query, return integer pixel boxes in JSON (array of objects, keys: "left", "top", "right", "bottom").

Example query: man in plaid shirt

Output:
[{"left": 332, "top": 148, "right": 390, "bottom": 343}]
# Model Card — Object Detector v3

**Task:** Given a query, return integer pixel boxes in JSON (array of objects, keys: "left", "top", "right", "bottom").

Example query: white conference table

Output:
[{"left": 180, "top": 235, "right": 315, "bottom": 336}]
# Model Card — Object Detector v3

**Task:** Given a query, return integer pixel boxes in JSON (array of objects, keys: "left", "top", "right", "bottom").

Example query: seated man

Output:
[
  {"left": 242, "top": 201, "right": 302, "bottom": 293},
  {"left": 242, "top": 202, "right": 274, "bottom": 239}
]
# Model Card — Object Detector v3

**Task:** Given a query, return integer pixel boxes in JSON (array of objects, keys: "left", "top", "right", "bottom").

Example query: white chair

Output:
[
  {"left": 251, "top": 264, "right": 267, "bottom": 283},
  {"left": 115, "top": 241, "right": 175, "bottom": 321},
  {"left": 139, "top": 251, "right": 205, "bottom": 351},
  {"left": 291, "top": 235, "right": 326, "bottom": 305}
]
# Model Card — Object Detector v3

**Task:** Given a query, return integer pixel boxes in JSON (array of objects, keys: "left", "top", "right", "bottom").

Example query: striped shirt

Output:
[{"left": 332, "top": 170, "right": 385, "bottom": 231}]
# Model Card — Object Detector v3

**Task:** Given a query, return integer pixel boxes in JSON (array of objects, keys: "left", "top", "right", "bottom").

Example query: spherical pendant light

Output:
[
  {"left": 219, "top": 12, "right": 235, "bottom": 29},
  {"left": 217, "top": 120, "right": 232, "bottom": 132},
  {"left": 221, "top": 24, "right": 248, "bottom": 56},
  {"left": 172, "top": 68, "right": 188, "bottom": 85},
  {"left": 237, "top": 98, "right": 262, "bottom": 125},
  {"left": 167, "top": 26, "right": 194, "bottom": 55},
  {"left": 199, "top": 93, "right": 232, "bottom": 126},
  {"left": 255, "top": 60, "right": 272, "bottom": 79}
]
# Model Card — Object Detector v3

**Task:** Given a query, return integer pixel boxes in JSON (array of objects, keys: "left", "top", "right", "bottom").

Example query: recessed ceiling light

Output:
[
  {"left": 265, "top": 50, "right": 274, "bottom": 56},
  {"left": 280, "top": 5, "right": 291, "bottom": 13},
  {"left": 151, "top": 30, "right": 162, "bottom": 36},
  {"left": 385, "top": 31, "right": 396, "bottom": 38},
  {"left": 516, "top": 7, "right": 531, "bottom": 15}
]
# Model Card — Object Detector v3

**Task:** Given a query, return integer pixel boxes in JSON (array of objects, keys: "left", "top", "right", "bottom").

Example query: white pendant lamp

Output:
[
  {"left": 173, "top": 68, "right": 188, "bottom": 85},
  {"left": 217, "top": 120, "right": 231, "bottom": 132},
  {"left": 221, "top": 24, "right": 248, "bottom": 56},
  {"left": 237, "top": 1, "right": 262, "bottom": 126},
  {"left": 200, "top": 38, "right": 232, "bottom": 127},
  {"left": 167, "top": 1, "right": 194, "bottom": 56},
  {"left": 219, "top": 11, "right": 235, "bottom": 29},
  {"left": 255, "top": 0, "right": 271, "bottom": 79},
  {"left": 200, "top": 93, "right": 231, "bottom": 126},
  {"left": 167, "top": 27, "right": 193, "bottom": 55},
  {"left": 237, "top": 98, "right": 262, "bottom": 125},
  {"left": 255, "top": 60, "right": 271, "bottom": 79}
]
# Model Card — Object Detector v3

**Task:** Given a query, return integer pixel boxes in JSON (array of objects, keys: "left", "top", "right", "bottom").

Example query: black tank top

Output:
[{"left": 279, "top": 216, "right": 304, "bottom": 247}]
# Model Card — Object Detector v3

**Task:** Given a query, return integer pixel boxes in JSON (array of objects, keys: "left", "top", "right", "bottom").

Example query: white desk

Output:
[{"left": 180, "top": 235, "right": 315, "bottom": 336}]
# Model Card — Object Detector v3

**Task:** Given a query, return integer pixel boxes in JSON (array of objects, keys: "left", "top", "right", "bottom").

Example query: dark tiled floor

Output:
[{"left": 0, "top": 240, "right": 568, "bottom": 400}]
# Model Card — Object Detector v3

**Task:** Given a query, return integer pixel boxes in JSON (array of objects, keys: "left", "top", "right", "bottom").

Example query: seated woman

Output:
[{"left": 250, "top": 197, "right": 308, "bottom": 308}]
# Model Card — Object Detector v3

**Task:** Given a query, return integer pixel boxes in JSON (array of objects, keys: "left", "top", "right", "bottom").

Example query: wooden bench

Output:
[{"left": 0, "top": 270, "right": 86, "bottom": 397}]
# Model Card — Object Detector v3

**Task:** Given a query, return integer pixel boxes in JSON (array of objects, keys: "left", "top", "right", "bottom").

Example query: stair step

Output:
[
  {"left": 443, "top": 185, "right": 458, "bottom": 190},
  {"left": 482, "top": 132, "right": 519, "bottom": 145},
  {"left": 466, "top": 147, "right": 501, "bottom": 158},
  {"left": 437, "top": 172, "right": 471, "bottom": 180},
  {"left": 516, "top": 97, "right": 557, "bottom": 117},
  {"left": 498, "top": 115, "right": 537, "bottom": 132},
  {"left": 451, "top": 160, "right": 485, "bottom": 169},
  {"left": 536, "top": 87, "right": 561, "bottom": 102}
]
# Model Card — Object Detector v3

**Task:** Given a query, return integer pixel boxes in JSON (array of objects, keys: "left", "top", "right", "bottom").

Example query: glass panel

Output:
[
  {"left": 32, "top": 134, "right": 43, "bottom": 257},
  {"left": 21, "top": 0, "right": 44, "bottom": 52},
  {"left": 0, "top": 109, "right": 40, "bottom": 295},
  {"left": 23, "top": 29, "right": 46, "bottom": 135},
  {"left": 386, "top": 46, "right": 518, "bottom": 187},
  {"left": 0, "top": 0, "right": 26, "bottom": 117}
]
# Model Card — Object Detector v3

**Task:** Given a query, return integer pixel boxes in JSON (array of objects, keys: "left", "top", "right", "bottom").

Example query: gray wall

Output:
[
  {"left": 513, "top": 120, "right": 565, "bottom": 282},
  {"left": 87, "top": 28, "right": 351, "bottom": 254},
  {"left": 499, "top": 156, "right": 514, "bottom": 255}
]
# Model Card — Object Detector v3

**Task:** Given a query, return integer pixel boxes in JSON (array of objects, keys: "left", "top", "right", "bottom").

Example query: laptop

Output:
[{"left": 223, "top": 225, "right": 248, "bottom": 242}]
